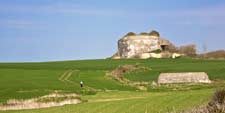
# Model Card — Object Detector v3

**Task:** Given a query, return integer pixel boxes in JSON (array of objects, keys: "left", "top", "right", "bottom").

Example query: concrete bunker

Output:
[{"left": 158, "top": 72, "right": 211, "bottom": 84}]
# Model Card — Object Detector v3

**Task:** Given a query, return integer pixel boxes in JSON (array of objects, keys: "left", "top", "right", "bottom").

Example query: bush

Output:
[
  {"left": 167, "top": 44, "right": 179, "bottom": 53},
  {"left": 198, "top": 50, "right": 225, "bottom": 59},
  {"left": 124, "top": 32, "right": 136, "bottom": 37},
  {"left": 139, "top": 32, "right": 149, "bottom": 35},
  {"left": 149, "top": 30, "right": 160, "bottom": 37},
  {"left": 178, "top": 44, "right": 197, "bottom": 57},
  {"left": 151, "top": 49, "right": 162, "bottom": 53},
  {"left": 207, "top": 89, "right": 225, "bottom": 113},
  {"left": 184, "top": 88, "right": 225, "bottom": 113}
]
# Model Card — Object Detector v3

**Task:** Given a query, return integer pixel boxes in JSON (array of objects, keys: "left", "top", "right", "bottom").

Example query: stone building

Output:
[
  {"left": 158, "top": 72, "right": 211, "bottom": 84},
  {"left": 115, "top": 31, "right": 174, "bottom": 59}
]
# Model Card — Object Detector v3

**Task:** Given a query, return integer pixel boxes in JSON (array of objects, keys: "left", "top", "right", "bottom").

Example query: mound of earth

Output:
[
  {"left": 108, "top": 64, "right": 151, "bottom": 90},
  {"left": 110, "top": 64, "right": 150, "bottom": 81},
  {"left": 111, "top": 65, "right": 138, "bottom": 79},
  {"left": 0, "top": 93, "right": 81, "bottom": 110}
]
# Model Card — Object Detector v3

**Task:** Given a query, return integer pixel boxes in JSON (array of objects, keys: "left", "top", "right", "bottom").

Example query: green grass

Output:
[
  {"left": 0, "top": 69, "right": 66, "bottom": 102},
  {"left": 0, "top": 58, "right": 225, "bottom": 113},
  {"left": 1, "top": 89, "right": 214, "bottom": 113},
  {"left": 123, "top": 58, "right": 225, "bottom": 81},
  {"left": 70, "top": 70, "right": 135, "bottom": 90}
]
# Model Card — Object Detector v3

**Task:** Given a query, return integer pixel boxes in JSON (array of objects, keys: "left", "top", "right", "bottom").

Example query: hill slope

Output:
[{"left": 0, "top": 58, "right": 225, "bottom": 113}]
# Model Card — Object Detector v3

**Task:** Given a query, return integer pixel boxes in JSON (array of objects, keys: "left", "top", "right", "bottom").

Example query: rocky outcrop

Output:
[{"left": 158, "top": 72, "right": 211, "bottom": 84}]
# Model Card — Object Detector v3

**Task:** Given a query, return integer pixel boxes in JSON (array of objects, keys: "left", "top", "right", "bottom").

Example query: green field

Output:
[{"left": 0, "top": 58, "right": 225, "bottom": 113}]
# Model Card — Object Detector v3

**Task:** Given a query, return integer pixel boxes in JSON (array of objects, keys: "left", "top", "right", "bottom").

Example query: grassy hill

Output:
[{"left": 0, "top": 58, "right": 225, "bottom": 113}]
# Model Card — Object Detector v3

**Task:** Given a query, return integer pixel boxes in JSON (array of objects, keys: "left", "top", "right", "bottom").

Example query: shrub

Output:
[
  {"left": 124, "top": 32, "right": 136, "bottom": 37},
  {"left": 151, "top": 49, "right": 162, "bottom": 53},
  {"left": 184, "top": 88, "right": 225, "bottom": 113},
  {"left": 178, "top": 44, "right": 197, "bottom": 57},
  {"left": 149, "top": 30, "right": 160, "bottom": 37},
  {"left": 207, "top": 89, "right": 225, "bottom": 113},
  {"left": 139, "top": 32, "right": 149, "bottom": 35},
  {"left": 167, "top": 44, "right": 179, "bottom": 53},
  {"left": 198, "top": 50, "right": 225, "bottom": 59}
]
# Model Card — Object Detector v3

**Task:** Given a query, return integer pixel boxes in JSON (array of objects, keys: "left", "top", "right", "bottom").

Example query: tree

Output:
[
  {"left": 178, "top": 44, "right": 197, "bottom": 57},
  {"left": 203, "top": 44, "right": 208, "bottom": 53},
  {"left": 202, "top": 44, "right": 208, "bottom": 58}
]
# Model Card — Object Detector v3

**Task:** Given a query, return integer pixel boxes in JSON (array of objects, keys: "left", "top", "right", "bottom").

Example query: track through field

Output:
[{"left": 58, "top": 70, "right": 78, "bottom": 82}]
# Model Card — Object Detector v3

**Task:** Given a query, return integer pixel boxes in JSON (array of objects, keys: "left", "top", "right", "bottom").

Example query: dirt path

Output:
[
  {"left": 58, "top": 70, "right": 78, "bottom": 82},
  {"left": 89, "top": 96, "right": 146, "bottom": 103},
  {"left": 58, "top": 70, "right": 95, "bottom": 91},
  {"left": 64, "top": 71, "right": 74, "bottom": 81},
  {"left": 58, "top": 70, "right": 70, "bottom": 81}
]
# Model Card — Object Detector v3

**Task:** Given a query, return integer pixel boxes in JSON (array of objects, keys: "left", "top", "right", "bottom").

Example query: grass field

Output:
[
  {"left": 2, "top": 89, "right": 214, "bottom": 113},
  {"left": 0, "top": 58, "right": 225, "bottom": 113}
]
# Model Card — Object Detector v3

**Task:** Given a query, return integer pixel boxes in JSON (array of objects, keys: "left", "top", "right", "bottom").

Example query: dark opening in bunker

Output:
[{"left": 161, "top": 45, "right": 168, "bottom": 51}]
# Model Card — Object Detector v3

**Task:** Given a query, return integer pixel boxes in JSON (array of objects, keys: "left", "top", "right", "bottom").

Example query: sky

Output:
[{"left": 0, "top": 0, "right": 225, "bottom": 62}]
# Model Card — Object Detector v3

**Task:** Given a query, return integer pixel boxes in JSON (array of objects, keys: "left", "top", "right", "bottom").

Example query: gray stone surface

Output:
[
  {"left": 118, "top": 35, "right": 161, "bottom": 58},
  {"left": 158, "top": 72, "right": 211, "bottom": 84}
]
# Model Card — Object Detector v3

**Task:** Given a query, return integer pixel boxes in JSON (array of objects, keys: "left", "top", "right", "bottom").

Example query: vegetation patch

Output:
[
  {"left": 198, "top": 50, "right": 225, "bottom": 59},
  {"left": 183, "top": 88, "right": 225, "bottom": 113}
]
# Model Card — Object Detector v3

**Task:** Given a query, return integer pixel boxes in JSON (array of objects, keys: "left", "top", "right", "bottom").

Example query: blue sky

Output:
[{"left": 0, "top": 0, "right": 225, "bottom": 62}]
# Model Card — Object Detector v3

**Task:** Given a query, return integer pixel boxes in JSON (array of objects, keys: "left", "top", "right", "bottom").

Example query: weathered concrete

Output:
[
  {"left": 135, "top": 52, "right": 174, "bottom": 59},
  {"left": 172, "top": 53, "right": 183, "bottom": 59},
  {"left": 139, "top": 53, "right": 151, "bottom": 59},
  {"left": 138, "top": 53, "right": 162, "bottom": 59},
  {"left": 118, "top": 35, "right": 161, "bottom": 58},
  {"left": 111, "top": 52, "right": 121, "bottom": 59},
  {"left": 113, "top": 30, "right": 194, "bottom": 59},
  {"left": 158, "top": 72, "right": 211, "bottom": 84}
]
